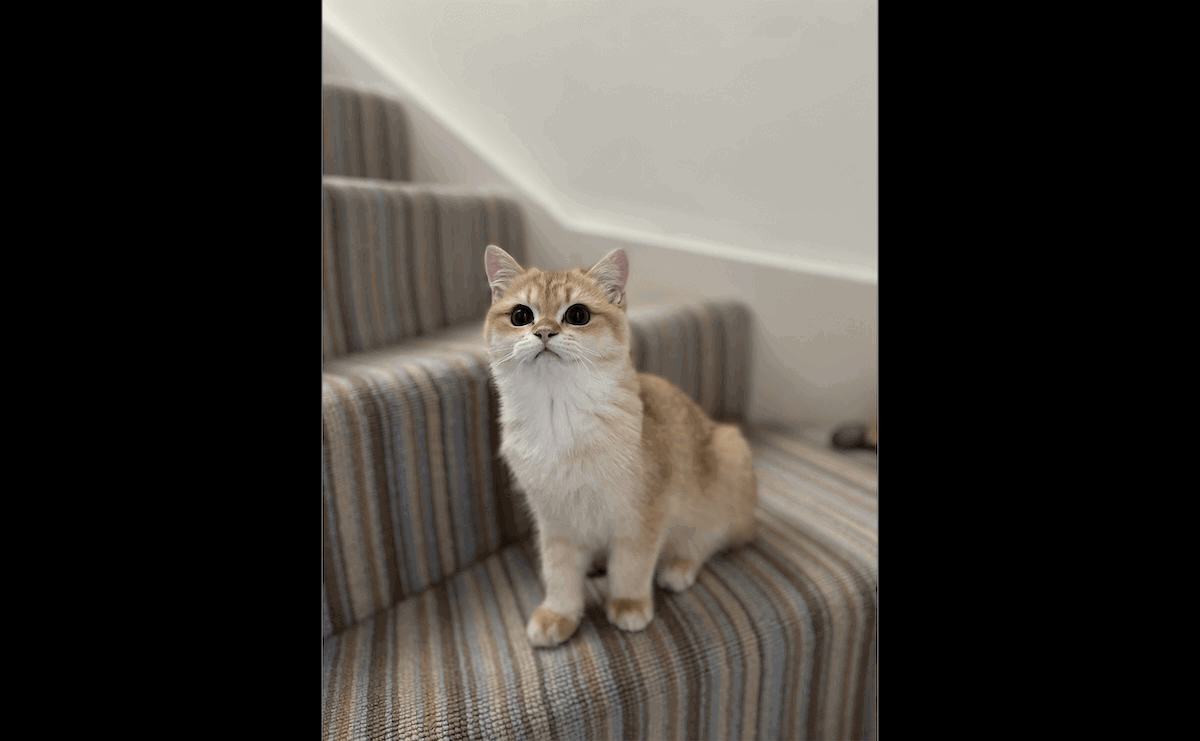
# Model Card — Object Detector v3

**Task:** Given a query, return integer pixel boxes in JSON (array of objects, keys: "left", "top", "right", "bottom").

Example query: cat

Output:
[{"left": 483, "top": 245, "right": 758, "bottom": 647}]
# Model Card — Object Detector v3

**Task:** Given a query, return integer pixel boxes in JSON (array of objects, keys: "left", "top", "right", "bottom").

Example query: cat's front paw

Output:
[
  {"left": 526, "top": 607, "right": 580, "bottom": 647},
  {"left": 606, "top": 597, "right": 654, "bottom": 632}
]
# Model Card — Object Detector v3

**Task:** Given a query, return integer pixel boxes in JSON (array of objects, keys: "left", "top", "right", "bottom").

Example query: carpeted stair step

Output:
[
  {"left": 322, "top": 299, "right": 752, "bottom": 640},
  {"left": 321, "top": 429, "right": 878, "bottom": 741},
  {"left": 322, "top": 176, "right": 526, "bottom": 361},
  {"left": 323, "top": 79, "right": 414, "bottom": 182}
]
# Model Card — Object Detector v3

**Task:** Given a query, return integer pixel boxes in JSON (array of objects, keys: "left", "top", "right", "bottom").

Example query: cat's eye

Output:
[
  {"left": 510, "top": 305, "right": 533, "bottom": 326},
  {"left": 564, "top": 304, "right": 590, "bottom": 325}
]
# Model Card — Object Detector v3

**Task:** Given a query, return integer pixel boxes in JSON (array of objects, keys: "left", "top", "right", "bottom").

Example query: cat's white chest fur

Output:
[
  {"left": 496, "top": 363, "right": 641, "bottom": 543},
  {"left": 504, "top": 376, "right": 602, "bottom": 454}
]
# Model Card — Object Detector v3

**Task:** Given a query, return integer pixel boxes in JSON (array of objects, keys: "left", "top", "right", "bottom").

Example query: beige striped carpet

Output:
[{"left": 323, "top": 428, "right": 877, "bottom": 741}]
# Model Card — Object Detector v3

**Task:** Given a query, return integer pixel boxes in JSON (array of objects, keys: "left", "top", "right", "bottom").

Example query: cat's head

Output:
[{"left": 482, "top": 245, "right": 631, "bottom": 376}]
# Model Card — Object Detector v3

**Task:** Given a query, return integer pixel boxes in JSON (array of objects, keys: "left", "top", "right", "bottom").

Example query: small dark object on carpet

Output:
[{"left": 832, "top": 423, "right": 877, "bottom": 451}]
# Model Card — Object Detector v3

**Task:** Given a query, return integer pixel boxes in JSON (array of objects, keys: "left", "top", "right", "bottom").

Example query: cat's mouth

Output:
[{"left": 536, "top": 348, "right": 560, "bottom": 359}]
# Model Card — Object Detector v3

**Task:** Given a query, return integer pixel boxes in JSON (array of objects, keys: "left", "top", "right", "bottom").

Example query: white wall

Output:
[
  {"left": 324, "top": 0, "right": 877, "bottom": 279},
  {"left": 323, "top": 3, "right": 878, "bottom": 431}
]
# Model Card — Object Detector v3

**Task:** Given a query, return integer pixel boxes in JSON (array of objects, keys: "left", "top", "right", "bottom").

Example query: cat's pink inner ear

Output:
[
  {"left": 590, "top": 249, "right": 629, "bottom": 302},
  {"left": 485, "top": 245, "right": 522, "bottom": 299},
  {"left": 484, "top": 249, "right": 507, "bottom": 282},
  {"left": 611, "top": 250, "right": 629, "bottom": 291}
]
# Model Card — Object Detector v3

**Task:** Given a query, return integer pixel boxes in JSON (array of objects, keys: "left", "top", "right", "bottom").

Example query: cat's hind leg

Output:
[
  {"left": 655, "top": 524, "right": 726, "bottom": 593},
  {"left": 657, "top": 425, "right": 759, "bottom": 593},
  {"left": 655, "top": 558, "right": 701, "bottom": 593}
]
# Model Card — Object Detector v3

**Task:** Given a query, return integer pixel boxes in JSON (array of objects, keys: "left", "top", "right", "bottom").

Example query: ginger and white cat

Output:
[{"left": 483, "top": 245, "right": 758, "bottom": 647}]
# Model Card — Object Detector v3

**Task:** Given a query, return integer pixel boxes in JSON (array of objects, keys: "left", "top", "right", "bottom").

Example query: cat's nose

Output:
[{"left": 534, "top": 328, "right": 558, "bottom": 343}]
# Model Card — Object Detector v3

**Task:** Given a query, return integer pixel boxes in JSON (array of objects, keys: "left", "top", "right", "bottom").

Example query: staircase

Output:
[{"left": 321, "top": 79, "right": 878, "bottom": 741}]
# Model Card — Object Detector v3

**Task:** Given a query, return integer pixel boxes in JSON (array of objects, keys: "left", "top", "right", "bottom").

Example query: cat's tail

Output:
[{"left": 711, "top": 423, "right": 759, "bottom": 547}]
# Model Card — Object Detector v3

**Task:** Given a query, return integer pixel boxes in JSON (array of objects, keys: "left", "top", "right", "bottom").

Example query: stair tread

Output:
[
  {"left": 323, "top": 314, "right": 486, "bottom": 373},
  {"left": 321, "top": 428, "right": 877, "bottom": 741}
]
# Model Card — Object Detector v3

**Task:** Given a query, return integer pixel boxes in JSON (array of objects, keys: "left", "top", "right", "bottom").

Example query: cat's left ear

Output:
[{"left": 588, "top": 248, "right": 629, "bottom": 305}]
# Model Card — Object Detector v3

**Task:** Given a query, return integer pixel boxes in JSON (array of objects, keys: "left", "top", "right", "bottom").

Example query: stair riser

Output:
[
  {"left": 323, "top": 351, "right": 528, "bottom": 640},
  {"left": 322, "top": 180, "right": 526, "bottom": 361},
  {"left": 629, "top": 301, "right": 751, "bottom": 423},
  {"left": 322, "top": 83, "right": 412, "bottom": 181}
]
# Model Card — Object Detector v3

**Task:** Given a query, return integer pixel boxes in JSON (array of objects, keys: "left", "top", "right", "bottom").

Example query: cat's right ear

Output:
[
  {"left": 588, "top": 248, "right": 629, "bottom": 306},
  {"left": 484, "top": 245, "right": 523, "bottom": 301}
]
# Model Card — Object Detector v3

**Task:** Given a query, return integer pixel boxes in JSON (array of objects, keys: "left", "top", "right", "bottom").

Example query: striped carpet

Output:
[
  {"left": 323, "top": 80, "right": 413, "bottom": 182},
  {"left": 322, "top": 177, "right": 527, "bottom": 361},
  {"left": 322, "top": 300, "right": 753, "bottom": 640},
  {"left": 321, "top": 430, "right": 878, "bottom": 741}
]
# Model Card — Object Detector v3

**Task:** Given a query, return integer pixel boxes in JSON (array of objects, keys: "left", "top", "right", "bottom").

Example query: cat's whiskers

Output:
[
  {"left": 572, "top": 344, "right": 622, "bottom": 367},
  {"left": 572, "top": 344, "right": 604, "bottom": 359},
  {"left": 494, "top": 346, "right": 520, "bottom": 364},
  {"left": 574, "top": 353, "right": 604, "bottom": 382},
  {"left": 557, "top": 341, "right": 605, "bottom": 383}
]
